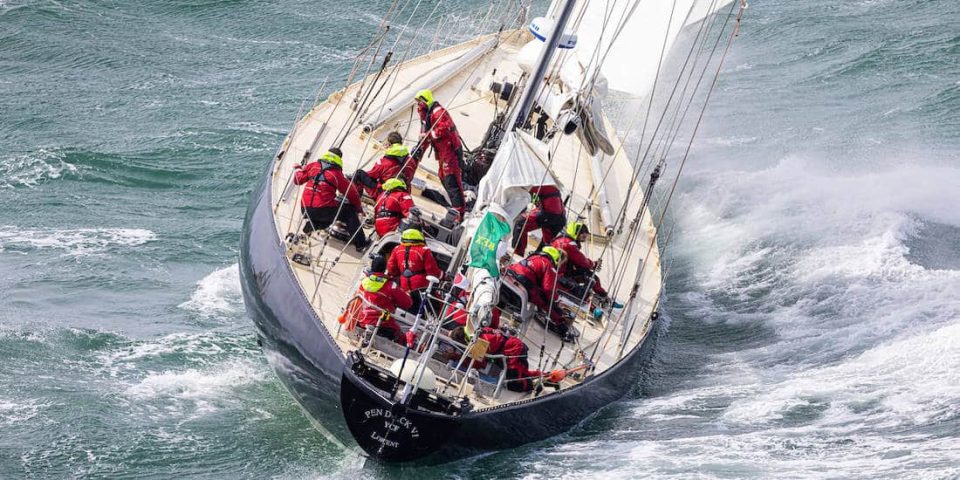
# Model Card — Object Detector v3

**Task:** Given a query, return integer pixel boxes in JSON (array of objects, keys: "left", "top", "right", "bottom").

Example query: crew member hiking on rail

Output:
[
  {"left": 414, "top": 89, "right": 465, "bottom": 220},
  {"left": 551, "top": 221, "right": 610, "bottom": 302},
  {"left": 293, "top": 148, "right": 368, "bottom": 250},
  {"left": 449, "top": 326, "right": 565, "bottom": 393},
  {"left": 353, "top": 131, "right": 417, "bottom": 198},
  {"left": 505, "top": 246, "right": 571, "bottom": 334},
  {"left": 356, "top": 255, "right": 413, "bottom": 344},
  {"left": 372, "top": 178, "right": 414, "bottom": 237},
  {"left": 512, "top": 185, "right": 566, "bottom": 255},
  {"left": 386, "top": 228, "right": 443, "bottom": 312}
]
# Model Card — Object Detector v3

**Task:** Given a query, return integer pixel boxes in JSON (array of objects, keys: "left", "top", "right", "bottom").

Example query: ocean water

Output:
[{"left": 1, "top": 0, "right": 959, "bottom": 479}]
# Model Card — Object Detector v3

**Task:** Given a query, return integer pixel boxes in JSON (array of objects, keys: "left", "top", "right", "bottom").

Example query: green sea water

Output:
[{"left": 2, "top": 0, "right": 959, "bottom": 478}]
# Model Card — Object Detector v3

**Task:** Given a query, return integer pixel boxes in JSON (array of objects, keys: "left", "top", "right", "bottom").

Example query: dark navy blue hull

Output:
[
  {"left": 240, "top": 162, "right": 658, "bottom": 463},
  {"left": 239, "top": 162, "right": 352, "bottom": 442}
]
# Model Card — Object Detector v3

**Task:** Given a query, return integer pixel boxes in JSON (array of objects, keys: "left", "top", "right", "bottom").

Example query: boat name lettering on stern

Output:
[
  {"left": 370, "top": 432, "right": 399, "bottom": 449},
  {"left": 363, "top": 408, "right": 420, "bottom": 439}
]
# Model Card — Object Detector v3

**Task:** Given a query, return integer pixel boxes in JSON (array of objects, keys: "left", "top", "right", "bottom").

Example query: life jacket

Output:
[
  {"left": 374, "top": 191, "right": 406, "bottom": 218},
  {"left": 312, "top": 163, "right": 338, "bottom": 188},
  {"left": 400, "top": 245, "right": 424, "bottom": 280},
  {"left": 420, "top": 102, "right": 437, "bottom": 133},
  {"left": 357, "top": 273, "right": 411, "bottom": 332},
  {"left": 373, "top": 190, "right": 413, "bottom": 237}
]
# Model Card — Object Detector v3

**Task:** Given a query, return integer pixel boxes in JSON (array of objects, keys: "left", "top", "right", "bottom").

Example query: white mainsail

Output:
[
  {"left": 561, "top": 0, "right": 735, "bottom": 98},
  {"left": 477, "top": 0, "right": 737, "bottom": 219}
]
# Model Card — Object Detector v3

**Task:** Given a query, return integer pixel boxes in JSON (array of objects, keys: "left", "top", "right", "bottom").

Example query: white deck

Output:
[{"left": 267, "top": 30, "right": 663, "bottom": 410}]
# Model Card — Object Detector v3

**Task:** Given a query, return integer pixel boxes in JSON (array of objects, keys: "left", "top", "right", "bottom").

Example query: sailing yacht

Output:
[{"left": 240, "top": 0, "right": 745, "bottom": 464}]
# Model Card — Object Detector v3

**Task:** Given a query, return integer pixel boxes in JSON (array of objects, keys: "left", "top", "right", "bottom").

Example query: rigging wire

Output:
[{"left": 616, "top": 0, "right": 746, "bottom": 358}]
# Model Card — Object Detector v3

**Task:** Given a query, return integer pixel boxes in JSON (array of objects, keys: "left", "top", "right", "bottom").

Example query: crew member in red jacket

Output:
[
  {"left": 415, "top": 89, "right": 465, "bottom": 219},
  {"left": 357, "top": 255, "right": 413, "bottom": 344},
  {"left": 293, "top": 148, "right": 367, "bottom": 249},
  {"left": 386, "top": 228, "right": 444, "bottom": 312},
  {"left": 449, "top": 326, "right": 565, "bottom": 392},
  {"left": 551, "top": 221, "right": 608, "bottom": 300},
  {"left": 505, "top": 246, "right": 568, "bottom": 330},
  {"left": 512, "top": 185, "right": 567, "bottom": 255},
  {"left": 353, "top": 131, "right": 417, "bottom": 198},
  {"left": 372, "top": 178, "right": 414, "bottom": 237}
]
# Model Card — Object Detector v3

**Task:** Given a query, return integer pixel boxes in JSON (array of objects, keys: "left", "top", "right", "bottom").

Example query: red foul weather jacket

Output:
[
  {"left": 294, "top": 161, "right": 361, "bottom": 210},
  {"left": 551, "top": 234, "right": 595, "bottom": 272},
  {"left": 418, "top": 102, "right": 462, "bottom": 176},
  {"left": 506, "top": 253, "right": 560, "bottom": 303},
  {"left": 373, "top": 190, "right": 414, "bottom": 237},
  {"left": 386, "top": 242, "right": 444, "bottom": 291},
  {"left": 530, "top": 185, "right": 564, "bottom": 215},
  {"left": 472, "top": 327, "right": 541, "bottom": 378},
  {"left": 364, "top": 154, "right": 417, "bottom": 190},
  {"left": 357, "top": 274, "right": 413, "bottom": 336}
]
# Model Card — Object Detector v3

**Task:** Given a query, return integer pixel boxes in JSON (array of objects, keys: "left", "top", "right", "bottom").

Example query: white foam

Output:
[
  {"left": 98, "top": 331, "right": 247, "bottom": 377},
  {"left": 0, "top": 398, "right": 46, "bottom": 425},
  {"left": 637, "top": 156, "right": 960, "bottom": 477},
  {"left": 723, "top": 321, "right": 960, "bottom": 428},
  {"left": 0, "top": 149, "right": 78, "bottom": 188},
  {"left": 124, "top": 360, "right": 267, "bottom": 417},
  {"left": 177, "top": 264, "right": 242, "bottom": 319},
  {"left": 0, "top": 226, "right": 157, "bottom": 256}
]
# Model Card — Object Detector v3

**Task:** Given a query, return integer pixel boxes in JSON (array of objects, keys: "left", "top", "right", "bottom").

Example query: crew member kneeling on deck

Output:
[
  {"left": 358, "top": 255, "right": 413, "bottom": 344},
  {"left": 449, "top": 326, "right": 564, "bottom": 393},
  {"left": 551, "top": 221, "right": 609, "bottom": 301},
  {"left": 415, "top": 89, "right": 465, "bottom": 220},
  {"left": 505, "top": 246, "right": 569, "bottom": 332},
  {"left": 373, "top": 178, "right": 414, "bottom": 237},
  {"left": 387, "top": 228, "right": 443, "bottom": 312},
  {"left": 512, "top": 185, "right": 566, "bottom": 256},
  {"left": 293, "top": 148, "right": 368, "bottom": 249},
  {"left": 353, "top": 131, "right": 418, "bottom": 198}
]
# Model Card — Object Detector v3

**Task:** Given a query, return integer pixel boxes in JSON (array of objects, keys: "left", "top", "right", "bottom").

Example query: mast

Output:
[{"left": 507, "top": 0, "right": 578, "bottom": 131}]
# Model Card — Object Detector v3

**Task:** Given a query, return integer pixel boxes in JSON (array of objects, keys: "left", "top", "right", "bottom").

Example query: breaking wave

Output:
[
  {"left": 123, "top": 360, "right": 268, "bottom": 419},
  {"left": 0, "top": 149, "right": 79, "bottom": 188},
  {"left": 0, "top": 226, "right": 157, "bottom": 256},
  {"left": 177, "top": 264, "right": 243, "bottom": 320}
]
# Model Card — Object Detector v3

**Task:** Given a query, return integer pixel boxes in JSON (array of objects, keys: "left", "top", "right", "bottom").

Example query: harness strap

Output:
[
  {"left": 376, "top": 210, "right": 403, "bottom": 219},
  {"left": 311, "top": 164, "right": 338, "bottom": 190},
  {"left": 375, "top": 194, "right": 403, "bottom": 218},
  {"left": 401, "top": 245, "right": 426, "bottom": 279}
]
